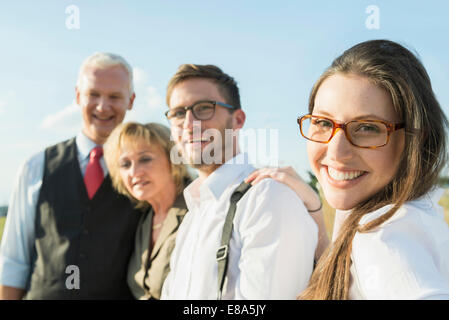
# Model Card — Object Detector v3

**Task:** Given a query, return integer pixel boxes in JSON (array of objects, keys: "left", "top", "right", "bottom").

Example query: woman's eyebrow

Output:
[
  {"left": 118, "top": 149, "right": 153, "bottom": 159},
  {"left": 313, "top": 110, "right": 390, "bottom": 122},
  {"left": 138, "top": 150, "right": 152, "bottom": 155},
  {"left": 350, "top": 114, "right": 390, "bottom": 121}
]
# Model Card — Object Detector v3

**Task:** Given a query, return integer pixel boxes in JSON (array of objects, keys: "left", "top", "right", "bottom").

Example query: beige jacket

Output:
[{"left": 127, "top": 194, "right": 187, "bottom": 300}]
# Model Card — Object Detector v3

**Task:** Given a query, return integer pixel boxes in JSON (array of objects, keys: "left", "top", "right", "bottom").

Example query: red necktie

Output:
[{"left": 84, "top": 146, "right": 104, "bottom": 199}]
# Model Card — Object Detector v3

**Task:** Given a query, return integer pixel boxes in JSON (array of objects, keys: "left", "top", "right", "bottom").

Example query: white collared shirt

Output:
[
  {"left": 161, "top": 153, "right": 318, "bottom": 300},
  {"left": 0, "top": 132, "right": 107, "bottom": 288},
  {"left": 333, "top": 189, "right": 449, "bottom": 299}
]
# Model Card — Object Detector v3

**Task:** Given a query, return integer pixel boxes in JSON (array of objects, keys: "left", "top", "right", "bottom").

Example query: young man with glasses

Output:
[{"left": 161, "top": 64, "right": 318, "bottom": 299}]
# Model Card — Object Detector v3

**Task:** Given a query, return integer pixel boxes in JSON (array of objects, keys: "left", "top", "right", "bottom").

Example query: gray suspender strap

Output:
[{"left": 216, "top": 181, "right": 252, "bottom": 300}]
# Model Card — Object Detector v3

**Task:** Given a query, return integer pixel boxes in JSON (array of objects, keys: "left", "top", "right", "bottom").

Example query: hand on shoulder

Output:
[{"left": 245, "top": 166, "right": 321, "bottom": 212}]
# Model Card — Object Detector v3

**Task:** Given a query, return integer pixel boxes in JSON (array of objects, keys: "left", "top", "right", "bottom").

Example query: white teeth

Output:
[
  {"left": 94, "top": 115, "right": 112, "bottom": 120},
  {"left": 328, "top": 167, "right": 364, "bottom": 181}
]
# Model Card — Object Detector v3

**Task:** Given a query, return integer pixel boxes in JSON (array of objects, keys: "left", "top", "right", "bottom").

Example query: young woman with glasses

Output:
[{"left": 247, "top": 39, "right": 449, "bottom": 299}]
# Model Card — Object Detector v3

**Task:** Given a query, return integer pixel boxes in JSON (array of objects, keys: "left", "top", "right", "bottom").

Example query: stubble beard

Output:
[{"left": 183, "top": 117, "right": 234, "bottom": 173}]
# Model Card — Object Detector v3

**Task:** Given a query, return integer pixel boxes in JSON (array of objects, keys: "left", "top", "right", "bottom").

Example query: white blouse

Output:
[{"left": 333, "top": 188, "right": 449, "bottom": 300}]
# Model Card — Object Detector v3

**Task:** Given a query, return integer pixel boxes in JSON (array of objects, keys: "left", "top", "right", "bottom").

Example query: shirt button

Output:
[
  {"left": 83, "top": 229, "right": 89, "bottom": 235},
  {"left": 80, "top": 253, "right": 86, "bottom": 259}
]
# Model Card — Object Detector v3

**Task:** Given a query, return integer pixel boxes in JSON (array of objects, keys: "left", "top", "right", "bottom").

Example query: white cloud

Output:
[
  {"left": 132, "top": 67, "right": 164, "bottom": 110},
  {"left": 133, "top": 67, "right": 148, "bottom": 87},
  {"left": 126, "top": 68, "right": 166, "bottom": 124},
  {"left": 6, "top": 90, "right": 16, "bottom": 98},
  {"left": 39, "top": 101, "right": 81, "bottom": 133},
  {"left": 0, "top": 91, "right": 16, "bottom": 115},
  {"left": 0, "top": 90, "right": 17, "bottom": 116},
  {"left": 147, "top": 86, "right": 164, "bottom": 110}
]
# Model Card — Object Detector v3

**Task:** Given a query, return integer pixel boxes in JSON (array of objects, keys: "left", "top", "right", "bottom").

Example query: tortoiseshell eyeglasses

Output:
[{"left": 297, "top": 114, "right": 405, "bottom": 149}]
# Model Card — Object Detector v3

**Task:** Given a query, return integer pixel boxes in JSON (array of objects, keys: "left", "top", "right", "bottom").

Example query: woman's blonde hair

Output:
[
  {"left": 104, "top": 122, "right": 190, "bottom": 209},
  {"left": 300, "top": 40, "right": 448, "bottom": 300}
]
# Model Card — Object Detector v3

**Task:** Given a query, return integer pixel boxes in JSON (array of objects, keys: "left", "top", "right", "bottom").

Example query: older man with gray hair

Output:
[{"left": 0, "top": 53, "right": 141, "bottom": 299}]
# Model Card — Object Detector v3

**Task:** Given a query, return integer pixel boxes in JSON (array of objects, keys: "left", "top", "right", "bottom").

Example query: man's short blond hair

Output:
[{"left": 166, "top": 64, "right": 241, "bottom": 109}]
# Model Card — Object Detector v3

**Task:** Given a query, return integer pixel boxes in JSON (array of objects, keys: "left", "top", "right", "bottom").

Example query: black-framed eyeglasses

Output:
[
  {"left": 165, "top": 100, "right": 237, "bottom": 125},
  {"left": 297, "top": 114, "right": 405, "bottom": 149}
]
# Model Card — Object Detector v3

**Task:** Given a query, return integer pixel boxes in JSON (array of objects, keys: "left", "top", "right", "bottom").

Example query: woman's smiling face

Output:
[
  {"left": 118, "top": 140, "right": 173, "bottom": 203},
  {"left": 307, "top": 73, "right": 405, "bottom": 210}
]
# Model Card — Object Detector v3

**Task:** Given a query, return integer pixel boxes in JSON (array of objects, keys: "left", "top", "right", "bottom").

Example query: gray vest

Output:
[{"left": 25, "top": 138, "right": 141, "bottom": 299}]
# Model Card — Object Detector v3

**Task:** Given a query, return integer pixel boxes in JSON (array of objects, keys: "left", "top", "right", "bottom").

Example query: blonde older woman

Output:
[{"left": 104, "top": 122, "right": 191, "bottom": 300}]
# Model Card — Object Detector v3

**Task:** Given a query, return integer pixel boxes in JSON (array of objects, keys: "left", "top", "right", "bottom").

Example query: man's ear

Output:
[
  {"left": 75, "top": 86, "right": 81, "bottom": 106},
  {"left": 128, "top": 92, "right": 136, "bottom": 110},
  {"left": 232, "top": 109, "right": 246, "bottom": 130}
]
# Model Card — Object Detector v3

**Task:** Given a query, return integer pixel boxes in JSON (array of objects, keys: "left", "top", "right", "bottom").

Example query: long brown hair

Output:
[{"left": 300, "top": 40, "right": 448, "bottom": 300}]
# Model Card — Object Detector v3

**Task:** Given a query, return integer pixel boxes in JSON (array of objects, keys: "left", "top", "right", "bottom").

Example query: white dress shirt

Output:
[
  {"left": 0, "top": 132, "right": 107, "bottom": 288},
  {"left": 333, "top": 189, "right": 449, "bottom": 299},
  {"left": 161, "top": 153, "right": 318, "bottom": 300}
]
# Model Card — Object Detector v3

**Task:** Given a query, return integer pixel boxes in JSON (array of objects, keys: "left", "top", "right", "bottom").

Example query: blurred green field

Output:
[
  {"left": 438, "top": 189, "right": 449, "bottom": 226},
  {"left": 0, "top": 216, "right": 5, "bottom": 243}
]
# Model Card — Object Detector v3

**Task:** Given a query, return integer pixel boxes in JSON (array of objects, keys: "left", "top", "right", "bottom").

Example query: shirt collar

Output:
[
  {"left": 184, "top": 153, "right": 253, "bottom": 208},
  {"left": 76, "top": 131, "right": 102, "bottom": 159},
  {"left": 203, "top": 153, "right": 251, "bottom": 200},
  {"left": 333, "top": 187, "right": 446, "bottom": 234}
]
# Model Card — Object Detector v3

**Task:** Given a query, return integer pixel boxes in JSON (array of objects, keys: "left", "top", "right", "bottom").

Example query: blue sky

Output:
[{"left": 0, "top": 1, "right": 448, "bottom": 204}]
